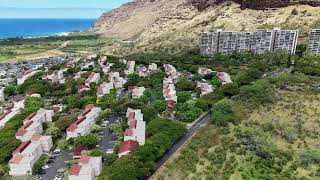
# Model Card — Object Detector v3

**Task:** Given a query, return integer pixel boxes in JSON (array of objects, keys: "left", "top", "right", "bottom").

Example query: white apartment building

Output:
[
  {"left": 308, "top": 29, "right": 320, "bottom": 54},
  {"left": 44, "top": 70, "right": 65, "bottom": 84},
  {"left": 68, "top": 155, "right": 102, "bottom": 180},
  {"left": 16, "top": 108, "right": 54, "bottom": 142},
  {"left": 200, "top": 28, "right": 298, "bottom": 55},
  {"left": 198, "top": 67, "right": 213, "bottom": 76},
  {"left": 250, "top": 29, "right": 275, "bottom": 54},
  {"left": 124, "top": 61, "right": 135, "bottom": 75},
  {"left": 123, "top": 108, "right": 145, "bottom": 146},
  {"left": 216, "top": 72, "right": 233, "bottom": 85},
  {"left": 163, "top": 77, "right": 177, "bottom": 112},
  {"left": 200, "top": 32, "right": 219, "bottom": 56},
  {"left": 163, "top": 64, "right": 178, "bottom": 77},
  {"left": 129, "top": 86, "right": 145, "bottom": 99},
  {"left": 108, "top": 72, "right": 127, "bottom": 89},
  {"left": 102, "top": 63, "right": 113, "bottom": 74},
  {"left": 66, "top": 105, "right": 101, "bottom": 139},
  {"left": 218, "top": 31, "right": 238, "bottom": 53},
  {"left": 0, "top": 98, "right": 25, "bottom": 128},
  {"left": 30, "top": 133, "right": 53, "bottom": 152},
  {"left": 9, "top": 141, "right": 43, "bottom": 177},
  {"left": 17, "top": 70, "right": 41, "bottom": 85},
  {"left": 148, "top": 63, "right": 158, "bottom": 72},
  {"left": 273, "top": 28, "right": 299, "bottom": 54},
  {"left": 237, "top": 32, "right": 252, "bottom": 53},
  {"left": 85, "top": 72, "right": 101, "bottom": 87},
  {"left": 97, "top": 82, "right": 114, "bottom": 98},
  {"left": 197, "top": 82, "right": 214, "bottom": 96},
  {"left": 137, "top": 65, "right": 148, "bottom": 77}
]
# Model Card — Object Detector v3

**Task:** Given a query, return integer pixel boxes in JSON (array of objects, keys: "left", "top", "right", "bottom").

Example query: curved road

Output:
[{"left": 149, "top": 112, "right": 211, "bottom": 179}]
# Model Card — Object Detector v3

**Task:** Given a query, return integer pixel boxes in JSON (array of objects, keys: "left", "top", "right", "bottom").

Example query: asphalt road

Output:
[
  {"left": 38, "top": 150, "right": 72, "bottom": 180},
  {"left": 150, "top": 112, "right": 211, "bottom": 177},
  {"left": 99, "top": 113, "right": 118, "bottom": 153}
]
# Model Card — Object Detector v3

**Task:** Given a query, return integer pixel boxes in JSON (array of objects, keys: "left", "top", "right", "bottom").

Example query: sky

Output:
[{"left": 0, "top": 0, "right": 130, "bottom": 18}]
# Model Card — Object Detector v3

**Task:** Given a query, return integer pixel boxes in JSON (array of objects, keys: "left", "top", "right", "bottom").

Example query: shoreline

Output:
[
  {"left": 0, "top": 32, "right": 71, "bottom": 40},
  {"left": 0, "top": 30, "right": 97, "bottom": 40},
  {"left": 0, "top": 18, "right": 96, "bottom": 40}
]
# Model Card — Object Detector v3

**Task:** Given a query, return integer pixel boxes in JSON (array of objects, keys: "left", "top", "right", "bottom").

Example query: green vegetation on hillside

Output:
[{"left": 154, "top": 50, "right": 320, "bottom": 180}]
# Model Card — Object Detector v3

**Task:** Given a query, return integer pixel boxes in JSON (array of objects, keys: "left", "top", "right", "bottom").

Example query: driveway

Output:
[
  {"left": 99, "top": 113, "right": 119, "bottom": 153},
  {"left": 38, "top": 150, "right": 73, "bottom": 180}
]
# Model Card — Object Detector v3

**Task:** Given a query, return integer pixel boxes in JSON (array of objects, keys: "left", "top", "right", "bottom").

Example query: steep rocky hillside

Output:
[{"left": 93, "top": 0, "right": 320, "bottom": 54}]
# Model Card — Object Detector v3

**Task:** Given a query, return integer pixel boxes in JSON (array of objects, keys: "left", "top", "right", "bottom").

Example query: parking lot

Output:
[{"left": 36, "top": 113, "right": 119, "bottom": 180}]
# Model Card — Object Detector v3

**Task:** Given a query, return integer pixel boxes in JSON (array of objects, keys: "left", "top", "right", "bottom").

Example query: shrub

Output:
[
  {"left": 32, "top": 154, "right": 48, "bottom": 175},
  {"left": 300, "top": 149, "right": 320, "bottom": 167},
  {"left": 153, "top": 100, "right": 166, "bottom": 113},
  {"left": 177, "top": 91, "right": 192, "bottom": 103},
  {"left": 88, "top": 149, "right": 104, "bottom": 157},
  {"left": 74, "top": 134, "right": 99, "bottom": 148},
  {"left": 211, "top": 99, "right": 240, "bottom": 126}
]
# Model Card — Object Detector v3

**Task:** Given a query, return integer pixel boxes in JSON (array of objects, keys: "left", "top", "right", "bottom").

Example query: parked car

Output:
[
  {"left": 39, "top": 169, "right": 46, "bottom": 175},
  {"left": 47, "top": 159, "right": 54, "bottom": 164},
  {"left": 53, "top": 149, "right": 61, "bottom": 155},
  {"left": 57, "top": 168, "right": 64, "bottom": 174},
  {"left": 106, "top": 149, "right": 114, "bottom": 154},
  {"left": 42, "top": 165, "right": 51, "bottom": 169}
]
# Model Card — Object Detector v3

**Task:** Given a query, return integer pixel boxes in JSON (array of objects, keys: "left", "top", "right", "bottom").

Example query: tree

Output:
[
  {"left": 211, "top": 77, "right": 220, "bottom": 88},
  {"left": 195, "top": 98, "right": 209, "bottom": 111},
  {"left": 153, "top": 100, "right": 166, "bottom": 113},
  {"left": 25, "top": 97, "right": 44, "bottom": 112},
  {"left": 45, "top": 123, "right": 60, "bottom": 139},
  {"left": 177, "top": 91, "right": 192, "bottom": 103},
  {"left": 211, "top": 98, "right": 239, "bottom": 126},
  {"left": 4, "top": 84, "right": 16, "bottom": 97},
  {"left": 176, "top": 79, "right": 196, "bottom": 91},
  {"left": 96, "top": 89, "right": 117, "bottom": 110},
  {"left": 74, "top": 134, "right": 99, "bottom": 148},
  {"left": 221, "top": 83, "right": 239, "bottom": 96},
  {"left": 55, "top": 115, "right": 76, "bottom": 132},
  {"left": 32, "top": 154, "right": 48, "bottom": 175},
  {"left": 185, "top": 108, "right": 202, "bottom": 122},
  {"left": 88, "top": 149, "right": 103, "bottom": 157},
  {"left": 142, "top": 107, "right": 157, "bottom": 123}
]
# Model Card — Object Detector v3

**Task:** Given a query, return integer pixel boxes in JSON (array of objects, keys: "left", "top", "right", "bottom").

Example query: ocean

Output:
[{"left": 0, "top": 18, "right": 96, "bottom": 38}]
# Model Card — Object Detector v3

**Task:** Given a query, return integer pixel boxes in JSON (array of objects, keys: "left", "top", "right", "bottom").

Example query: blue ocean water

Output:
[{"left": 0, "top": 19, "right": 96, "bottom": 38}]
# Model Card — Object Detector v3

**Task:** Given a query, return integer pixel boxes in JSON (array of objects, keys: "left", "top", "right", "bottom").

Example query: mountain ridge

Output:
[{"left": 93, "top": 0, "right": 320, "bottom": 54}]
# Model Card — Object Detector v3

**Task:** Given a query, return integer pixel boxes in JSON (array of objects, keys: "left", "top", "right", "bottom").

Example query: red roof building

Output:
[
  {"left": 119, "top": 140, "right": 139, "bottom": 157},
  {"left": 69, "top": 164, "right": 81, "bottom": 175}
]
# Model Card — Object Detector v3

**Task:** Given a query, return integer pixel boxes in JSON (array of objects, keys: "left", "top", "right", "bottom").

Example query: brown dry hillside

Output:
[{"left": 93, "top": 0, "right": 320, "bottom": 54}]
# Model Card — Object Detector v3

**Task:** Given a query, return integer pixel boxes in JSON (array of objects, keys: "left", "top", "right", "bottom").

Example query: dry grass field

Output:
[{"left": 156, "top": 87, "right": 320, "bottom": 180}]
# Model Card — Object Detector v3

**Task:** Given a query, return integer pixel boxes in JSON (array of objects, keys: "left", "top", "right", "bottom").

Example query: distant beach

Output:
[{"left": 0, "top": 18, "right": 96, "bottom": 39}]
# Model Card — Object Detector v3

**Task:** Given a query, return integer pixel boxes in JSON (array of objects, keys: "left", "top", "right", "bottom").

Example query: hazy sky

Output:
[{"left": 0, "top": 0, "right": 130, "bottom": 18}]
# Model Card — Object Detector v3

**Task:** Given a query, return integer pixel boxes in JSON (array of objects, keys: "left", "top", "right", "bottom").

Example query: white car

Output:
[
  {"left": 106, "top": 149, "right": 114, "bottom": 154},
  {"left": 42, "top": 165, "right": 51, "bottom": 169}
]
